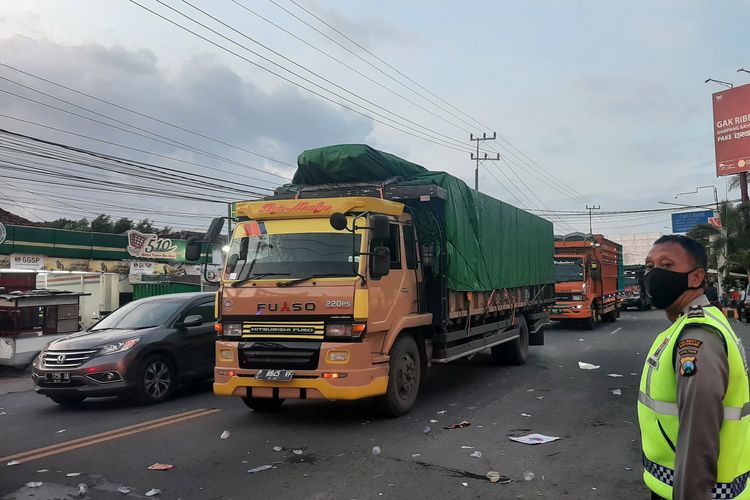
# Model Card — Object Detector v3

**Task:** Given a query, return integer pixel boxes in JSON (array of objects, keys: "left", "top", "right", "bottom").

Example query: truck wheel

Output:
[
  {"left": 135, "top": 355, "right": 175, "bottom": 404},
  {"left": 377, "top": 334, "right": 421, "bottom": 417},
  {"left": 583, "top": 315, "right": 596, "bottom": 330},
  {"left": 242, "top": 397, "right": 285, "bottom": 412},
  {"left": 491, "top": 316, "right": 529, "bottom": 365},
  {"left": 49, "top": 395, "right": 85, "bottom": 407}
]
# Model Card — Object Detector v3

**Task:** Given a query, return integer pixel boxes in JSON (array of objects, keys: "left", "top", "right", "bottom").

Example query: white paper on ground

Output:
[
  {"left": 578, "top": 362, "right": 600, "bottom": 370},
  {"left": 509, "top": 433, "right": 560, "bottom": 445}
]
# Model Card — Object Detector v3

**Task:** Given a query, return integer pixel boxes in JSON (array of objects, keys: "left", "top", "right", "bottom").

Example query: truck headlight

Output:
[
  {"left": 223, "top": 323, "right": 243, "bottom": 337},
  {"left": 326, "top": 323, "right": 366, "bottom": 339},
  {"left": 99, "top": 338, "right": 140, "bottom": 356}
]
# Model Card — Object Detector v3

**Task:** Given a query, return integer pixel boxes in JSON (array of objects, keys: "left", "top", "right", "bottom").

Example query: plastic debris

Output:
[
  {"left": 77, "top": 483, "right": 88, "bottom": 496},
  {"left": 578, "top": 362, "right": 600, "bottom": 370},
  {"left": 7, "top": 460, "right": 19, "bottom": 466},
  {"left": 293, "top": 450, "right": 304, "bottom": 455},
  {"left": 536, "top": 396, "right": 544, "bottom": 400},
  {"left": 524, "top": 471, "right": 535, "bottom": 481},
  {"left": 612, "top": 389, "right": 622, "bottom": 396},
  {"left": 486, "top": 471, "right": 501, "bottom": 483},
  {"left": 412, "top": 454, "right": 421, "bottom": 458},
  {"left": 607, "top": 373, "right": 624, "bottom": 378},
  {"left": 460, "top": 445, "right": 474, "bottom": 449},
  {"left": 509, "top": 433, "right": 560, "bottom": 445},
  {"left": 247, "top": 464, "right": 274, "bottom": 474},
  {"left": 437, "top": 410, "right": 447, "bottom": 414},
  {"left": 372, "top": 446, "right": 381, "bottom": 455},
  {"left": 220, "top": 430, "right": 231, "bottom": 440},
  {"left": 36, "top": 469, "right": 49, "bottom": 473},
  {"left": 470, "top": 451, "right": 483, "bottom": 458},
  {"left": 577, "top": 338, "right": 585, "bottom": 342},
  {"left": 148, "top": 463, "right": 174, "bottom": 471},
  {"left": 624, "top": 467, "right": 633, "bottom": 471},
  {"left": 630, "top": 372, "right": 638, "bottom": 376},
  {"left": 272, "top": 446, "right": 283, "bottom": 452},
  {"left": 422, "top": 426, "right": 432, "bottom": 434},
  {"left": 145, "top": 489, "right": 161, "bottom": 497},
  {"left": 443, "top": 420, "right": 471, "bottom": 430},
  {"left": 56, "top": 429, "right": 66, "bottom": 434},
  {"left": 461, "top": 482, "right": 468, "bottom": 487},
  {"left": 118, "top": 486, "right": 131, "bottom": 494},
  {"left": 520, "top": 413, "right": 531, "bottom": 417},
  {"left": 430, "top": 419, "right": 438, "bottom": 423},
  {"left": 67, "top": 472, "right": 81, "bottom": 477},
  {"left": 0, "top": 411, "right": 7, "bottom": 416},
  {"left": 26, "top": 482, "right": 43, "bottom": 488}
]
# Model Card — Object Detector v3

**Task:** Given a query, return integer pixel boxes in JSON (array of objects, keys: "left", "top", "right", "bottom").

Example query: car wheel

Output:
[
  {"left": 241, "top": 397, "right": 285, "bottom": 412},
  {"left": 136, "top": 355, "right": 175, "bottom": 404},
  {"left": 377, "top": 334, "right": 421, "bottom": 417},
  {"left": 492, "top": 316, "right": 530, "bottom": 365},
  {"left": 49, "top": 395, "right": 85, "bottom": 407}
]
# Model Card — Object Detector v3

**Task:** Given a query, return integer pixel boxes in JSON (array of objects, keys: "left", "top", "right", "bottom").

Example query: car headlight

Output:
[{"left": 98, "top": 338, "right": 140, "bottom": 356}]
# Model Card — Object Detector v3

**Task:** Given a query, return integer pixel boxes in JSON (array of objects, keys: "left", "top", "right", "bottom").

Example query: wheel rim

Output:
[
  {"left": 144, "top": 361, "right": 171, "bottom": 399},
  {"left": 396, "top": 352, "right": 418, "bottom": 400}
]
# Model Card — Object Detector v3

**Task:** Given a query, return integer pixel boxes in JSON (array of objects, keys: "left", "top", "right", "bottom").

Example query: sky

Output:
[{"left": 0, "top": 0, "right": 747, "bottom": 234}]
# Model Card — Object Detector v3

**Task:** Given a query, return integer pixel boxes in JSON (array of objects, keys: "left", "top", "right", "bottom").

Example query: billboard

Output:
[
  {"left": 712, "top": 84, "right": 750, "bottom": 176},
  {"left": 671, "top": 210, "right": 714, "bottom": 233}
]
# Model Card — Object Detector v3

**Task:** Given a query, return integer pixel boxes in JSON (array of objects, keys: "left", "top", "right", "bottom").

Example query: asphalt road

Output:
[{"left": 3, "top": 309, "right": 748, "bottom": 500}]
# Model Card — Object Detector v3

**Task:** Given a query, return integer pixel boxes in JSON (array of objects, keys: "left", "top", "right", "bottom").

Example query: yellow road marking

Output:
[{"left": 1, "top": 408, "right": 221, "bottom": 464}]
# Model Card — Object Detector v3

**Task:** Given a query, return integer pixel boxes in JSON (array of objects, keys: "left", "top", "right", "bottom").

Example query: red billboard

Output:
[{"left": 712, "top": 83, "right": 750, "bottom": 176}]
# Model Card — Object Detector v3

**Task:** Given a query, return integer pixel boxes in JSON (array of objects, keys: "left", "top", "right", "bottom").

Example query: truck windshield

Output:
[
  {"left": 225, "top": 233, "right": 361, "bottom": 280},
  {"left": 554, "top": 258, "right": 584, "bottom": 283},
  {"left": 90, "top": 300, "right": 183, "bottom": 331}
]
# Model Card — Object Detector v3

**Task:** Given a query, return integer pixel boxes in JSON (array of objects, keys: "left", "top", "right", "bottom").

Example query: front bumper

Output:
[
  {"left": 32, "top": 353, "right": 134, "bottom": 398},
  {"left": 213, "top": 340, "right": 389, "bottom": 400},
  {"left": 549, "top": 302, "right": 591, "bottom": 320}
]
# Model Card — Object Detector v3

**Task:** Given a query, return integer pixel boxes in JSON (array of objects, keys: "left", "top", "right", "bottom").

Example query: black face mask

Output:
[{"left": 644, "top": 268, "right": 702, "bottom": 309}]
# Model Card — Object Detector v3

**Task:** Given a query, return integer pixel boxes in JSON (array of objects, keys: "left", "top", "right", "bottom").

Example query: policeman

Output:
[{"left": 639, "top": 234, "right": 750, "bottom": 500}]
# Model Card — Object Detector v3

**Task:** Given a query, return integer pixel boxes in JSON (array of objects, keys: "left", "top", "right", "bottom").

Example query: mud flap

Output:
[{"left": 529, "top": 324, "right": 545, "bottom": 346}]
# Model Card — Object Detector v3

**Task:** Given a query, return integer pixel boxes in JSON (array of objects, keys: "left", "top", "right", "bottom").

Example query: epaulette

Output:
[{"left": 687, "top": 305, "right": 705, "bottom": 319}]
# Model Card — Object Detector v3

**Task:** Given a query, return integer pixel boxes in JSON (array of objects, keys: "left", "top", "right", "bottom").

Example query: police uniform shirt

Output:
[{"left": 672, "top": 295, "right": 729, "bottom": 500}]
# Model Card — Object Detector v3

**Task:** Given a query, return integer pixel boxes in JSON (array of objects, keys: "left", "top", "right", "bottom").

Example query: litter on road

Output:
[
  {"left": 461, "top": 482, "right": 468, "bottom": 487},
  {"left": 524, "top": 471, "right": 535, "bottom": 481},
  {"left": 422, "top": 426, "right": 431, "bottom": 434},
  {"left": 36, "top": 469, "right": 49, "bottom": 473},
  {"left": 247, "top": 465, "right": 274, "bottom": 474},
  {"left": 536, "top": 396, "right": 544, "bottom": 400},
  {"left": 520, "top": 413, "right": 531, "bottom": 417},
  {"left": 145, "top": 488, "right": 161, "bottom": 497},
  {"left": 293, "top": 450, "right": 304, "bottom": 455},
  {"left": 411, "top": 454, "right": 421, "bottom": 458},
  {"left": 372, "top": 446, "right": 382, "bottom": 455},
  {"left": 26, "top": 482, "right": 43, "bottom": 488},
  {"left": 78, "top": 483, "right": 88, "bottom": 495},
  {"left": 509, "top": 433, "right": 560, "bottom": 445},
  {"left": 578, "top": 362, "right": 600, "bottom": 370},
  {"left": 470, "top": 451, "right": 482, "bottom": 458},
  {"left": 460, "top": 445, "right": 474, "bottom": 449},
  {"left": 577, "top": 338, "right": 585, "bottom": 342},
  {"left": 607, "top": 373, "right": 624, "bottom": 378},
  {"left": 443, "top": 420, "right": 471, "bottom": 430},
  {"left": 612, "top": 389, "right": 622, "bottom": 396},
  {"left": 436, "top": 410, "right": 447, "bottom": 414},
  {"left": 147, "top": 463, "right": 174, "bottom": 471},
  {"left": 430, "top": 419, "right": 438, "bottom": 423},
  {"left": 6, "top": 461, "right": 19, "bottom": 466},
  {"left": 117, "top": 486, "right": 131, "bottom": 494},
  {"left": 220, "top": 430, "right": 231, "bottom": 440},
  {"left": 56, "top": 429, "right": 66, "bottom": 434},
  {"left": 273, "top": 446, "right": 283, "bottom": 452},
  {"left": 66, "top": 472, "right": 81, "bottom": 477}
]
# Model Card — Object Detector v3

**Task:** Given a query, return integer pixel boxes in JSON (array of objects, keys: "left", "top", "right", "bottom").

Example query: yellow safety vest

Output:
[{"left": 638, "top": 305, "right": 750, "bottom": 499}]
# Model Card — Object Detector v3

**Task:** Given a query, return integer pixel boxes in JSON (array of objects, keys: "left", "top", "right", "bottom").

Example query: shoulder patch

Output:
[
  {"left": 678, "top": 338, "right": 703, "bottom": 350},
  {"left": 679, "top": 355, "right": 697, "bottom": 377}
]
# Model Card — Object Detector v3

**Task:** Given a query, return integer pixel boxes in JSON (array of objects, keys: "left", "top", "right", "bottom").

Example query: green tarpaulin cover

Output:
[{"left": 289, "top": 144, "right": 554, "bottom": 291}]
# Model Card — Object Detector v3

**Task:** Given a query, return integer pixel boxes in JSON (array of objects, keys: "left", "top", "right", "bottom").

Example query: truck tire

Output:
[
  {"left": 242, "top": 397, "right": 285, "bottom": 412},
  {"left": 135, "top": 355, "right": 175, "bottom": 405},
  {"left": 583, "top": 315, "right": 596, "bottom": 330},
  {"left": 491, "top": 316, "right": 529, "bottom": 365},
  {"left": 377, "top": 334, "right": 421, "bottom": 417}
]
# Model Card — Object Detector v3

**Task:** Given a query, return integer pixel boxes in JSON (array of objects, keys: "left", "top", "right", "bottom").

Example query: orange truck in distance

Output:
[
  {"left": 187, "top": 145, "right": 555, "bottom": 416},
  {"left": 550, "top": 233, "right": 623, "bottom": 330}
]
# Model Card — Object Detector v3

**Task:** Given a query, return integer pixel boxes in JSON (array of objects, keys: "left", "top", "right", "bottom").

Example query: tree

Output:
[
  {"left": 47, "top": 217, "right": 90, "bottom": 231},
  {"left": 135, "top": 219, "right": 156, "bottom": 234},
  {"left": 112, "top": 218, "right": 134, "bottom": 234},
  {"left": 90, "top": 214, "right": 114, "bottom": 233},
  {"left": 688, "top": 201, "right": 750, "bottom": 283}
]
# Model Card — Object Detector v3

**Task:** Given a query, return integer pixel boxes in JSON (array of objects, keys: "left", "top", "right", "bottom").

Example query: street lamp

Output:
[
  {"left": 705, "top": 78, "right": 734, "bottom": 88},
  {"left": 675, "top": 185, "right": 719, "bottom": 211}
]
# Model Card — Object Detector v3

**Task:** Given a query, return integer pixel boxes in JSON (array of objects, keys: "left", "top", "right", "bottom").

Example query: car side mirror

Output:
[
  {"left": 329, "top": 212, "right": 348, "bottom": 231},
  {"left": 370, "top": 246, "right": 390, "bottom": 279},
  {"left": 205, "top": 217, "right": 225, "bottom": 243},
  {"left": 185, "top": 236, "right": 202, "bottom": 262},
  {"left": 369, "top": 215, "right": 390, "bottom": 242},
  {"left": 180, "top": 315, "right": 204, "bottom": 327}
]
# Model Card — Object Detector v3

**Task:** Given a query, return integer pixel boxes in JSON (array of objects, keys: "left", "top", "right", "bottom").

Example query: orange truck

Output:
[
  {"left": 187, "top": 145, "right": 555, "bottom": 416},
  {"left": 549, "top": 233, "right": 623, "bottom": 329}
]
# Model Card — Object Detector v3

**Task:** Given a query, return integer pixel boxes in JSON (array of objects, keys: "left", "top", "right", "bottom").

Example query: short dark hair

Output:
[{"left": 653, "top": 234, "right": 708, "bottom": 270}]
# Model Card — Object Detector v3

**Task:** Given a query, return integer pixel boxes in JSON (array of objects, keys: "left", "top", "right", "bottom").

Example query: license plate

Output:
[
  {"left": 255, "top": 369, "right": 294, "bottom": 382},
  {"left": 46, "top": 372, "right": 70, "bottom": 383}
]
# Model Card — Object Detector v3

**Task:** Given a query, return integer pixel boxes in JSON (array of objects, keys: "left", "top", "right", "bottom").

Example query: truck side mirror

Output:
[
  {"left": 370, "top": 246, "right": 390, "bottom": 279},
  {"left": 185, "top": 236, "right": 202, "bottom": 262},
  {"left": 369, "top": 215, "right": 390, "bottom": 242},
  {"left": 329, "top": 212, "right": 348, "bottom": 231},
  {"left": 205, "top": 217, "right": 225, "bottom": 243}
]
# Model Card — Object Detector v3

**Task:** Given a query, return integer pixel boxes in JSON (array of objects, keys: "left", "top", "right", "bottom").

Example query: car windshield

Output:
[
  {"left": 225, "top": 232, "right": 361, "bottom": 280},
  {"left": 90, "top": 299, "right": 183, "bottom": 331},
  {"left": 554, "top": 258, "right": 584, "bottom": 283}
]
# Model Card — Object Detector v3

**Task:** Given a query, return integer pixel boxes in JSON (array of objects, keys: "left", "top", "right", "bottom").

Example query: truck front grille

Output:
[
  {"left": 239, "top": 341, "right": 320, "bottom": 370},
  {"left": 242, "top": 321, "right": 324, "bottom": 340},
  {"left": 42, "top": 349, "right": 98, "bottom": 369}
]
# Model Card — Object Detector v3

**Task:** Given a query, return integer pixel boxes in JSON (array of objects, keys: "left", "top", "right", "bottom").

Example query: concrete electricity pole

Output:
[
  {"left": 586, "top": 205, "right": 600, "bottom": 235},
  {"left": 470, "top": 132, "right": 500, "bottom": 192}
]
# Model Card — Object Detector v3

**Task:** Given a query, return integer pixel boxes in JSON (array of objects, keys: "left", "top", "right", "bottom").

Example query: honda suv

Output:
[{"left": 32, "top": 292, "right": 216, "bottom": 406}]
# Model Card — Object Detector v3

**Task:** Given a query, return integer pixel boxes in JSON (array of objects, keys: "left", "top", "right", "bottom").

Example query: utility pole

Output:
[
  {"left": 741, "top": 172, "right": 749, "bottom": 203},
  {"left": 586, "top": 205, "right": 600, "bottom": 235},
  {"left": 470, "top": 132, "right": 500, "bottom": 191}
]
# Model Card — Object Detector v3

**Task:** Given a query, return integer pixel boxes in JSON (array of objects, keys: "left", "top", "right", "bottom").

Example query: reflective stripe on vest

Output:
[{"left": 638, "top": 305, "right": 750, "bottom": 499}]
